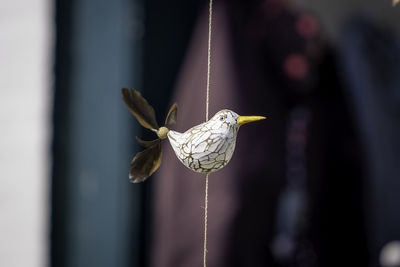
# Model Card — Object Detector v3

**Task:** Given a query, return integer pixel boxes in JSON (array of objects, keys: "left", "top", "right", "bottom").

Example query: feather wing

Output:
[
  {"left": 129, "top": 139, "right": 162, "bottom": 183},
  {"left": 121, "top": 88, "right": 159, "bottom": 130},
  {"left": 135, "top": 136, "right": 160, "bottom": 148},
  {"left": 165, "top": 103, "right": 178, "bottom": 128}
]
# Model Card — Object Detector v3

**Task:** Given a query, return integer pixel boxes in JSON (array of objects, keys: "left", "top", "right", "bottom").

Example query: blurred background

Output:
[{"left": 1, "top": 0, "right": 400, "bottom": 267}]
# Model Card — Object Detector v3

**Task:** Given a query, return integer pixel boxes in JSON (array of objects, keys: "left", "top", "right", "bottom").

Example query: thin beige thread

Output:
[
  {"left": 205, "top": 0, "right": 212, "bottom": 122},
  {"left": 204, "top": 0, "right": 212, "bottom": 266},
  {"left": 203, "top": 172, "right": 210, "bottom": 267}
]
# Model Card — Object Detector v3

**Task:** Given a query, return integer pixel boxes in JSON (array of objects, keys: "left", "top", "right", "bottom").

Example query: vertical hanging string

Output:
[
  {"left": 203, "top": 173, "right": 210, "bottom": 267},
  {"left": 205, "top": 0, "right": 212, "bottom": 122},
  {"left": 204, "top": 0, "right": 213, "bottom": 267}
]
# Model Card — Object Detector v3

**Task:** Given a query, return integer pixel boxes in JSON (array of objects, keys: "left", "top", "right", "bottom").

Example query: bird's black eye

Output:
[{"left": 219, "top": 115, "right": 224, "bottom": 121}]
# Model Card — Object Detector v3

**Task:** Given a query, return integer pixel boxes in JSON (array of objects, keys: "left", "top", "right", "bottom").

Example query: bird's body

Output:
[
  {"left": 121, "top": 88, "right": 266, "bottom": 182},
  {"left": 167, "top": 110, "right": 239, "bottom": 173}
]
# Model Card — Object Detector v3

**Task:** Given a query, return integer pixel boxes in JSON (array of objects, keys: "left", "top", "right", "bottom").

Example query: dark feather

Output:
[
  {"left": 136, "top": 136, "right": 160, "bottom": 148},
  {"left": 129, "top": 139, "right": 162, "bottom": 183},
  {"left": 165, "top": 103, "right": 178, "bottom": 128},
  {"left": 121, "top": 88, "right": 159, "bottom": 130}
]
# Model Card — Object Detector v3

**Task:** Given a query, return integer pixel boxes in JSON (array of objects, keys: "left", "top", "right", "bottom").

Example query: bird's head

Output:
[{"left": 209, "top": 110, "right": 266, "bottom": 134}]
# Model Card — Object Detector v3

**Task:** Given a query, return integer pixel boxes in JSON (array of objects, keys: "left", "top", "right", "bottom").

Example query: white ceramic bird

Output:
[
  {"left": 168, "top": 110, "right": 265, "bottom": 173},
  {"left": 121, "top": 88, "right": 266, "bottom": 182}
]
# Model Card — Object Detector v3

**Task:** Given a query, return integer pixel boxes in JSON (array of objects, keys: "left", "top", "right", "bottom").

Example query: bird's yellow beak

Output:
[{"left": 237, "top": 115, "right": 266, "bottom": 126}]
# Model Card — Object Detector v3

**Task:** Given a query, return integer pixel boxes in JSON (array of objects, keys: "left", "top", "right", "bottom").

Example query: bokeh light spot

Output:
[
  {"left": 295, "top": 14, "right": 318, "bottom": 38},
  {"left": 283, "top": 53, "right": 309, "bottom": 80}
]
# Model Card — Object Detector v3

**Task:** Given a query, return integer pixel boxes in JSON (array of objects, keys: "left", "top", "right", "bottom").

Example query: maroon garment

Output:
[
  {"left": 150, "top": 1, "right": 367, "bottom": 267},
  {"left": 151, "top": 4, "right": 284, "bottom": 267}
]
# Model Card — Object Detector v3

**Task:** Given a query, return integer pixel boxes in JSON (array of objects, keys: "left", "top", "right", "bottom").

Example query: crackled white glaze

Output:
[{"left": 167, "top": 110, "right": 240, "bottom": 173}]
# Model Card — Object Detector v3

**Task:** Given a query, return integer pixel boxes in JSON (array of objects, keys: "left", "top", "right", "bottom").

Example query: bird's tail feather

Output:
[
  {"left": 135, "top": 136, "right": 160, "bottom": 148},
  {"left": 121, "top": 88, "right": 159, "bottom": 131},
  {"left": 129, "top": 138, "right": 162, "bottom": 183},
  {"left": 121, "top": 88, "right": 178, "bottom": 182},
  {"left": 164, "top": 103, "right": 178, "bottom": 128}
]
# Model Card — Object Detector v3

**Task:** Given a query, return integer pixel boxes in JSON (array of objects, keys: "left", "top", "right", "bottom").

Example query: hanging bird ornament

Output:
[{"left": 122, "top": 88, "right": 266, "bottom": 183}]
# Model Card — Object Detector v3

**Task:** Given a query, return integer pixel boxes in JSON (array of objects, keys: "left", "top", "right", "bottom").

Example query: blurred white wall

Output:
[{"left": 0, "top": 0, "right": 52, "bottom": 266}]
